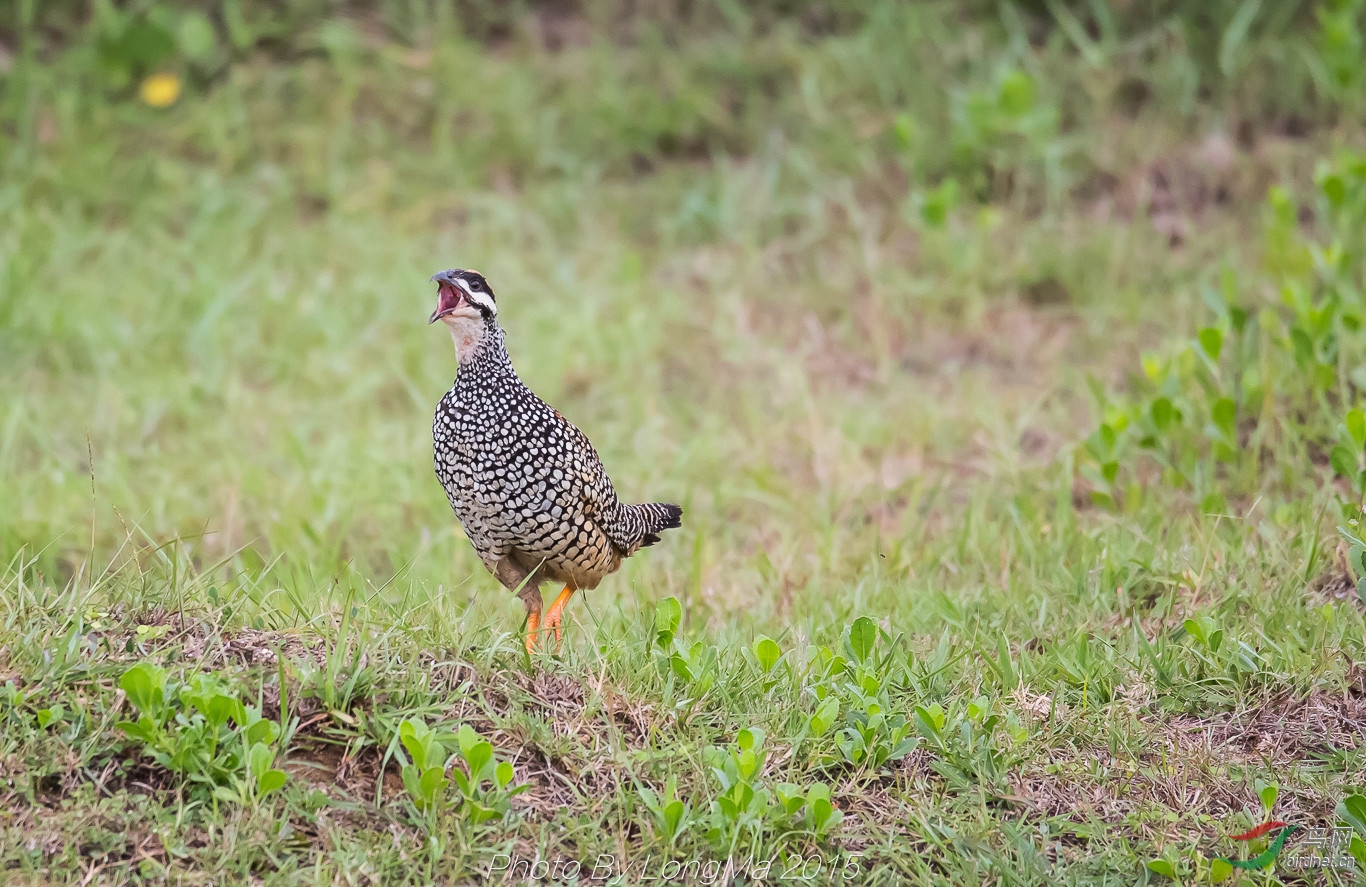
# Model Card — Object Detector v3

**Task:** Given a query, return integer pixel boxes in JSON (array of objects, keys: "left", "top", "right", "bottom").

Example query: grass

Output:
[{"left": 2, "top": 1, "right": 1366, "bottom": 883}]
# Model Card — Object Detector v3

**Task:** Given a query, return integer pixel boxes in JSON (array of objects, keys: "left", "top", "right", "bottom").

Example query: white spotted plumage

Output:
[{"left": 429, "top": 269, "right": 682, "bottom": 611}]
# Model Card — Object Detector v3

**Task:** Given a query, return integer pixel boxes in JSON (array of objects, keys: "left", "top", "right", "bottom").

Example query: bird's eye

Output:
[{"left": 468, "top": 279, "right": 483, "bottom": 292}]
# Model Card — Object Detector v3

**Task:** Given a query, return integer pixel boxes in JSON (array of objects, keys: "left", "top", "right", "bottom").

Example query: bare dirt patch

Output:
[
  {"left": 1164, "top": 690, "right": 1366, "bottom": 768},
  {"left": 1011, "top": 690, "right": 1363, "bottom": 840}
]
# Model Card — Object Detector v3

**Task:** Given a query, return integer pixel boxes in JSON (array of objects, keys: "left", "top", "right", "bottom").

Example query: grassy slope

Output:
[{"left": 2, "top": 3, "right": 1365, "bottom": 884}]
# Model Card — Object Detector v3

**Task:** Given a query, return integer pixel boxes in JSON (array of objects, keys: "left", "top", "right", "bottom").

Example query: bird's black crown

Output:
[{"left": 432, "top": 268, "right": 496, "bottom": 302}]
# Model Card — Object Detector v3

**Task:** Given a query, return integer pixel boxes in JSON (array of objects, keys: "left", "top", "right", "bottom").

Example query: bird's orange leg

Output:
[
  {"left": 542, "top": 585, "right": 576, "bottom": 646},
  {"left": 525, "top": 609, "right": 542, "bottom": 654}
]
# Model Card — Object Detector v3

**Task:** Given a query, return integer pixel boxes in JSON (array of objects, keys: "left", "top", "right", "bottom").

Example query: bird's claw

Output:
[{"left": 543, "top": 610, "right": 564, "bottom": 645}]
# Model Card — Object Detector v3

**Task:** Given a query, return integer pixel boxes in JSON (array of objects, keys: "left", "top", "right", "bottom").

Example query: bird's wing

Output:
[{"left": 556, "top": 413, "right": 641, "bottom": 553}]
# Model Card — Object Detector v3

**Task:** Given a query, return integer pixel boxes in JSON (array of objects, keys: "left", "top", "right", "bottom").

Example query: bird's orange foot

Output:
[
  {"left": 542, "top": 585, "right": 575, "bottom": 647},
  {"left": 525, "top": 610, "right": 541, "bottom": 654}
]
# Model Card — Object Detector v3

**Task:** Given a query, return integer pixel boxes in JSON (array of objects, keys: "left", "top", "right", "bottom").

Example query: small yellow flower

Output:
[{"left": 139, "top": 73, "right": 182, "bottom": 108}]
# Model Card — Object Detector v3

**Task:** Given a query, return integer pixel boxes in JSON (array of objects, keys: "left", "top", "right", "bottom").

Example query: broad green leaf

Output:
[
  {"left": 420, "top": 767, "right": 448, "bottom": 804},
  {"left": 116, "top": 717, "right": 157, "bottom": 743},
  {"left": 1141, "top": 354, "right": 1163, "bottom": 380},
  {"left": 456, "top": 723, "right": 480, "bottom": 758},
  {"left": 1349, "top": 835, "right": 1366, "bottom": 867},
  {"left": 1098, "top": 423, "right": 1117, "bottom": 454},
  {"left": 775, "top": 783, "right": 803, "bottom": 815},
  {"left": 669, "top": 654, "right": 694, "bottom": 682},
  {"left": 400, "top": 719, "right": 432, "bottom": 769},
  {"left": 176, "top": 10, "right": 217, "bottom": 61},
  {"left": 735, "top": 749, "right": 759, "bottom": 781},
  {"left": 197, "top": 694, "right": 244, "bottom": 730},
  {"left": 1201, "top": 492, "right": 1227, "bottom": 514},
  {"left": 317, "top": 20, "right": 362, "bottom": 60},
  {"left": 1212, "top": 397, "right": 1237, "bottom": 439},
  {"left": 464, "top": 740, "right": 493, "bottom": 781},
  {"left": 1289, "top": 326, "right": 1314, "bottom": 361},
  {"left": 1145, "top": 859, "right": 1176, "bottom": 878},
  {"left": 119, "top": 663, "right": 166, "bottom": 716},
  {"left": 753, "top": 636, "right": 781, "bottom": 673},
  {"left": 1150, "top": 397, "right": 1174, "bottom": 431},
  {"left": 914, "top": 704, "right": 945, "bottom": 738},
  {"left": 997, "top": 69, "right": 1034, "bottom": 115},
  {"left": 1331, "top": 444, "right": 1358, "bottom": 479},
  {"left": 1198, "top": 327, "right": 1224, "bottom": 362},
  {"left": 221, "top": 0, "right": 255, "bottom": 51},
  {"left": 1320, "top": 171, "right": 1347, "bottom": 209},
  {"left": 847, "top": 617, "right": 877, "bottom": 663},
  {"left": 465, "top": 799, "right": 502, "bottom": 823},
  {"left": 663, "top": 799, "right": 684, "bottom": 836},
  {"left": 654, "top": 597, "right": 681, "bottom": 646},
  {"left": 256, "top": 769, "right": 287, "bottom": 796},
  {"left": 249, "top": 742, "right": 274, "bottom": 780},
  {"left": 1348, "top": 408, "right": 1366, "bottom": 448},
  {"left": 1339, "top": 794, "right": 1366, "bottom": 838}
]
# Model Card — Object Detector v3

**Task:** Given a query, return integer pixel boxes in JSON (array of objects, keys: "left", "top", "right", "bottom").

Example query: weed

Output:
[
  {"left": 117, "top": 662, "right": 288, "bottom": 804},
  {"left": 637, "top": 773, "right": 695, "bottom": 846},
  {"left": 395, "top": 716, "right": 523, "bottom": 827}
]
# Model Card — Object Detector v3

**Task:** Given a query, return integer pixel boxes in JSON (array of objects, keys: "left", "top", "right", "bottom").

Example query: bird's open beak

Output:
[{"left": 429, "top": 276, "right": 464, "bottom": 324}]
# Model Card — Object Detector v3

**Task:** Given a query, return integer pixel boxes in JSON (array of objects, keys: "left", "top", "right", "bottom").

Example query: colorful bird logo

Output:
[{"left": 1217, "top": 820, "right": 1300, "bottom": 870}]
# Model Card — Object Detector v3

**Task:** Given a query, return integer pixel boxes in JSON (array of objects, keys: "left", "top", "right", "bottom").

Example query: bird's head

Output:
[
  {"left": 429, "top": 269, "right": 497, "bottom": 325},
  {"left": 430, "top": 269, "right": 499, "bottom": 364}
]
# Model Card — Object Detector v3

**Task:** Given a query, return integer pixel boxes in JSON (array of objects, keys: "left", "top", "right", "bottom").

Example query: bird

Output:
[{"left": 428, "top": 268, "right": 682, "bottom": 653}]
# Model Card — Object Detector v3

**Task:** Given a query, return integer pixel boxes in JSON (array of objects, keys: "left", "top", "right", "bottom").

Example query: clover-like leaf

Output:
[
  {"left": 464, "top": 740, "right": 493, "bottom": 783},
  {"left": 753, "top": 636, "right": 781, "bottom": 673}
]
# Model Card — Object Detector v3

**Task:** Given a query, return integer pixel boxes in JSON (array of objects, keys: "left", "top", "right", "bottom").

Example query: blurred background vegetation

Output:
[{"left": 1, "top": 0, "right": 1364, "bottom": 620}]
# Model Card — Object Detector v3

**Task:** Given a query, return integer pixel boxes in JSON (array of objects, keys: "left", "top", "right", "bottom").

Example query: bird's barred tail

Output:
[{"left": 636, "top": 502, "right": 683, "bottom": 547}]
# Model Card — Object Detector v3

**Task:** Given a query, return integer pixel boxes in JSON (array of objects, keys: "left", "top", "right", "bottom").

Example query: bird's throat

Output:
[{"left": 444, "top": 314, "right": 489, "bottom": 365}]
